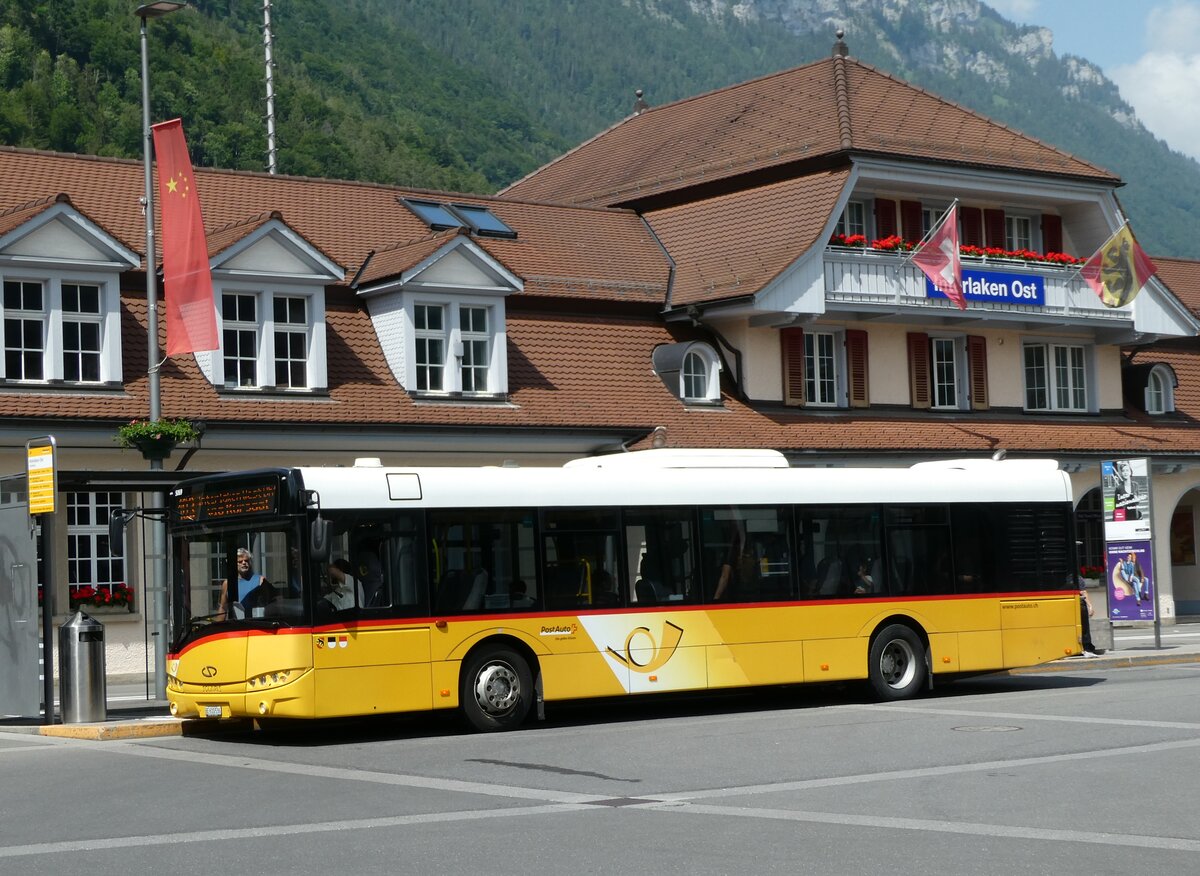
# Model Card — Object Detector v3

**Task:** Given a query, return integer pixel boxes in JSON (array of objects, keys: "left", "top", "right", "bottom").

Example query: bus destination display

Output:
[{"left": 172, "top": 480, "right": 278, "bottom": 523}]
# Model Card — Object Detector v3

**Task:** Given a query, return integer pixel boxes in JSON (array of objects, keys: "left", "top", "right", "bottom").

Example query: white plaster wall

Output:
[{"left": 867, "top": 324, "right": 908, "bottom": 404}]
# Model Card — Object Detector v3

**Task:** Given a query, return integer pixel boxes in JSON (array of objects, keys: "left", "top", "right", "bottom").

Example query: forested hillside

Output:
[{"left": 2, "top": 0, "right": 1197, "bottom": 257}]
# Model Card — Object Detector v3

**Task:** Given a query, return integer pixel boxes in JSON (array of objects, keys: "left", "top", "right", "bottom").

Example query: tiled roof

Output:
[
  {"left": 1154, "top": 257, "right": 1200, "bottom": 316},
  {"left": 0, "top": 146, "right": 670, "bottom": 303},
  {"left": 353, "top": 228, "right": 465, "bottom": 286},
  {"left": 645, "top": 170, "right": 850, "bottom": 306},
  {"left": 502, "top": 54, "right": 1117, "bottom": 207}
]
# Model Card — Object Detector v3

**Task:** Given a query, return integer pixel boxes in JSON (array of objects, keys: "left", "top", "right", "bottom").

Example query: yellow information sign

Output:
[{"left": 26, "top": 439, "right": 56, "bottom": 515}]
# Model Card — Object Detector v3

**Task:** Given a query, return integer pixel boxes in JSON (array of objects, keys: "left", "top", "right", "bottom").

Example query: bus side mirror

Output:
[
  {"left": 109, "top": 511, "right": 127, "bottom": 550},
  {"left": 310, "top": 515, "right": 331, "bottom": 563}
]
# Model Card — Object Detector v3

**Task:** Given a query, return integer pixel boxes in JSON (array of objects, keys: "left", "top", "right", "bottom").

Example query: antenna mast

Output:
[{"left": 263, "top": 0, "right": 278, "bottom": 174}]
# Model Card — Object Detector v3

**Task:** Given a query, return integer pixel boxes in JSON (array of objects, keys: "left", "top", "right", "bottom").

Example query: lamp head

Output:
[{"left": 135, "top": 1, "right": 187, "bottom": 19}]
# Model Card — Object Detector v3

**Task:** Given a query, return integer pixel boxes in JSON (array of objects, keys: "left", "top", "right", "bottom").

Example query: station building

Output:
[{"left": 1, "top": 36, "right": 1199, "bottom": 694}]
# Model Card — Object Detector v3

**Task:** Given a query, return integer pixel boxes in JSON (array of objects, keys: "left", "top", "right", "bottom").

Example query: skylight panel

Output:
[
  {"left": 401, "top": 198, "right": 464, "bottom": 230},
  {"left": 449, "top": 203, "right": 517, "bottom": 239}
]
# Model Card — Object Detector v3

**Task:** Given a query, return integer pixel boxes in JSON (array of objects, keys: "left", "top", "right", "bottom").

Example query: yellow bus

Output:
[{"left": 162, "top": 449, "right": 1083, "bottom": 731}]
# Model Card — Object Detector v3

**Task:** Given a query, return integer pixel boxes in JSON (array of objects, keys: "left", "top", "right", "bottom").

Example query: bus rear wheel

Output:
[
  {"left": 462, "top": 646, "right": 533, "bottom": 732},
  {"left": 868, "top": 624, "right": 927, "bottom": 700}
]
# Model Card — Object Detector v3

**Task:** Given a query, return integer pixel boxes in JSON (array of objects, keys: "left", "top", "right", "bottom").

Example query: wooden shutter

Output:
[
  {"left": 846, "top": 329, "right": 869, "bottom": 408},
  {"left": 873, "top": 198, "right": 897, "bottom": 239},
  {"left": 960, "top": 206, "right": 983, "bottom": 248},
  {"left": 983, "top": 208, "right": 1005, "bottom": 248},
  {"left": 907, "top": 332, "right": 931, "bottom": 410},
  {"left": 900, "top": 200, "right": 923, "bottom": 242},
  {"left": 781, "top": 327, "right": 806, "bottom": 407},
  {"left": 967, "top": 335, "right": 989, "bottom": 411},
  {"left": 1042, "top": 214, "right": 1063, "bottom": 253}
]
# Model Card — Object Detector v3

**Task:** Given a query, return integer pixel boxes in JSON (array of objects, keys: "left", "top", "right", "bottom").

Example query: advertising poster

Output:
[
  {"left": 1101, "top": 459, "right": 1151, "bottom": 542},
  {"left": 1106, "top": 540, "right": 1155, "bottom": 622}
]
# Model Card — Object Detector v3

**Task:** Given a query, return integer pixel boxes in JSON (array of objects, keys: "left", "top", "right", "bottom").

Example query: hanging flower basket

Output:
[{"left": 115, "top": 418, "right": 200, "bottom": 461}]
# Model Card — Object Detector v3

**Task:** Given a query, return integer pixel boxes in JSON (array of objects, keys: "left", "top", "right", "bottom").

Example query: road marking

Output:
[
  {"left": 45, "top": 736, "right": 609, "bottom": 805},
  {"left": 0, "top": 804, "right": 594, "bottom": 860},
  {"left": 851, "top": 702, "right": 1200, "bottom": 730},
  {"left": 651, "top": 802, "right": 1200, "bottom": 852},
  {"left": 643, "top": 736, "right": 1200, "bottom": 801}
]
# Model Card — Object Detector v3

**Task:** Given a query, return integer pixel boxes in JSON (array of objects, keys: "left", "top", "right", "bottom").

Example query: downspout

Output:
[{"left": 639, "top": 215, "right": 749, "bottom": 401}]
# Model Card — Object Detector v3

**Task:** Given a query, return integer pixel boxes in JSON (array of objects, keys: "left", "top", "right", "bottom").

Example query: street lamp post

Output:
[{"left": 136, "top": 1, "right": 186, "bottom": 698}]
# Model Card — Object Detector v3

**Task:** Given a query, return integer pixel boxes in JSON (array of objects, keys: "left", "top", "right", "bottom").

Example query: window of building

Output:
[
  {"left": 222, "top": 293, "right": 259, "bottom": 388},
  {"left": 1146, "top": 364, "right": 1175, "bottom": 414},
  {"left": 415, "top": 303, "right": 446, "bottom": 391},
  {"left": 835, "top": 201, "right": 866, "bottom": 238},
  {"left": 67, "top": 491, "right": 128, "bottom": 608},
  {"left": 1, "top": 275, "right": 119, "bottom": 385},
  {"left": 3, "top": 280, "right": 44, "bottom": 381},
  {"left": 459, "top": 305, "right": 489, "bottom": 393},
  {"left": 62, "top": 283, "right": 102, "bottom": 382},
  {"left": 216, "top": 287, "right": 324, "bottom": 392},
  {"left": 401, "top": 198, "right": 518, "bottom": 239},
  {"left": 782, "top": 328, "right": 867, "bottom": 408},
  {"left": 273, "top": 296, "right": 308, "bottom": 389},
  {"left": 931, "top": 337, "right": 961, "bottom": 409},
  {"left": 1023, "top": 341, "right": 1088, "bottom": 412},
  {"left": 908, "top": 333, "right": 988, "bottom": 411},
  {"left": 805, "top": 331, "right": 839, "bottom": 406},
  {"left": 1005, "top": 215, "right": 1032, "bottom": 251},
  {"left": 407, "top": 298, "right": 504, "bottom": 396}
]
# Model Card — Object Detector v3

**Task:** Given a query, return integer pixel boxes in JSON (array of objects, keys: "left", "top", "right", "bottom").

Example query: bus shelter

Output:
[{"left": 0, "top": 469, "right": 192, "bottom": 720}]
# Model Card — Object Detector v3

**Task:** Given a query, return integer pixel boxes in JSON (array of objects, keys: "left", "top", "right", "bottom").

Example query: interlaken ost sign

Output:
[{"left": 926, "top": 268, "right": 1045, "bottom": 306}]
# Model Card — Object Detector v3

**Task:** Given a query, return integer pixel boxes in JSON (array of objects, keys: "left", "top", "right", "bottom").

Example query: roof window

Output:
[{"left": 401, "top": 198, "right": 517, "bottom": 239}]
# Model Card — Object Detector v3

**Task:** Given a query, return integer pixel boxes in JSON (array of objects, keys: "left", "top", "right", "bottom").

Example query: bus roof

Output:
[{"left": 293, "top": 452, "right": 1073, "bottom": 510}]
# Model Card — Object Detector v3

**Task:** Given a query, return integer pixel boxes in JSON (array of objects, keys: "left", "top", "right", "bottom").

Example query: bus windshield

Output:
[{"left": 173, "top": 523, "right": 305, "bottom": 641}]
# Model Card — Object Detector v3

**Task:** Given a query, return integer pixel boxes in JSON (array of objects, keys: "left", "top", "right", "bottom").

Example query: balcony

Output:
[{"left": 822, "top": 246, "right": 1131, "bottom": 333}]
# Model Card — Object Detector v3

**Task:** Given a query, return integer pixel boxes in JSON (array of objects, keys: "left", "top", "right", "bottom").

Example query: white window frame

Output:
[
  {"left": 0, "top": 271, "right": 121, "bottom": 384},
  {"left": 1146, "top": 364, "right": 1175, "bottom": 414},
  {"left": 835, "top": 201, "right": 866, "bottom": 239},
  {"left": 67, "top": 491, "right": 127, "bottom": 603},
  {"left": 414, "top": 302, "right": 448, "bottom": 392},
  {"left": 680, "top": 343, "right": 721, "bottom": 403},
  {"left": 1005, "top": 214, "right": 1034, "bottom": 251},
  {"left": 272, "top": 295, "right": 310, "bottom": 389},
  {"left": 1022, "top": 340, "right": 1092, "bottom": 412},
  {"left": 403, "top": 294, "right": 507, "bottom": 396},
  {"left": 459, "top": 304, "right": 490, "bottom": 394},
  {"left": 929, "top": 335, "right": 967, "bottom": 410},
  {"left": 213, "top": 283, "right": 327, "bottom": 392},
  {"left": 804, "top": 329, "right": 845, "bottom": 408}
]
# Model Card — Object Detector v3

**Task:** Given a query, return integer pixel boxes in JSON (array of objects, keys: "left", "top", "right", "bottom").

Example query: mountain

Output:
[{"left": 1, "top": 0, "right": 1197, "bottom": 257}]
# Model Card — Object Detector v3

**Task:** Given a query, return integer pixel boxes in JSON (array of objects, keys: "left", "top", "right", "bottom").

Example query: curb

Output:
[
  {"left": 1010, "top": 652, "right": 1200, "bottom": 674},
  {"left": 37, "top": 718, "right": 182, "bottom": 740}
]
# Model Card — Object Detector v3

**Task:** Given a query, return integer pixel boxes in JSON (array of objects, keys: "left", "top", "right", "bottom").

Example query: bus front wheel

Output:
[
  {"left": 867, "top": 624, "right": 927, "bottom": 700},
  {"left": 462, "top": 646, "right": 533, "bottom": 732}
]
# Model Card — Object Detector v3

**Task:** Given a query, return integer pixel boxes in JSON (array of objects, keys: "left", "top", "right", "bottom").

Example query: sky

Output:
[{"left": 986, "top": 0, "right": 1200, "bottom": 162}]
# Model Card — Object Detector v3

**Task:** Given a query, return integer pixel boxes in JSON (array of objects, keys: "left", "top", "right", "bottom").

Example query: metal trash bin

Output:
[{"left": 58, "top": 611, "right": 106, "bottom": 724}]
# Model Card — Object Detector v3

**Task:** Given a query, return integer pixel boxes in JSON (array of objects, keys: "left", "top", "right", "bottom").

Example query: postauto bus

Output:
[{"left": 162, "top": 450, "right": 1083, "bottom": 731}]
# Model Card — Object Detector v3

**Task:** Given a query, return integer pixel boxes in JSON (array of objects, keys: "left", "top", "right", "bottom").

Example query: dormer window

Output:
[
  {"left": 652, "top": 341, "right": 722, "bottom": 404},
  {"left": 2, "top": 275, "right": 122, "bottom": 385},
  {"left": 1146, "top": 367, "right": 1173, "bottom": 414},
  {"left": 217, "top": 287, "right": 323, "bottom": 391},
  {"left": 1129, "top": 362, "right": 1177, "bottom": 415}
]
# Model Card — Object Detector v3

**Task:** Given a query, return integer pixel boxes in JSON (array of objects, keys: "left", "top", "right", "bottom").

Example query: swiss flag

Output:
[{"left": 912, "top": 204, "right": 966, "bottom": 310}]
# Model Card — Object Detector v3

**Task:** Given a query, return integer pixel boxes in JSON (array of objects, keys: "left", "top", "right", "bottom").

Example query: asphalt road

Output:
[{"left": 3, "top": 661, "right": 1199, "bottom": 875}]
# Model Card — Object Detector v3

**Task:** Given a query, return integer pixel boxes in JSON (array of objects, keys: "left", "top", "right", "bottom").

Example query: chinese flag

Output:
[
  {"left": 912, "top": 204, "right": 966, "bottom": 310},
  {"left": 151, "top": 119, "right": 218, "bottom": 355},
  {"left": 1080, "top": 224, "right": 1157, "bottom": 308}
]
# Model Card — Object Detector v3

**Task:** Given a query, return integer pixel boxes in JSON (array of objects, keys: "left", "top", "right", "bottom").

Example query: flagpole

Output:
[{"left": 1068, "top": 220, "right": 1128, "bottom": 283}]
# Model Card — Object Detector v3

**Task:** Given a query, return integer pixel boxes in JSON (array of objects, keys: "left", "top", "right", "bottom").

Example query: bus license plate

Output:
[{"left": 204, "top": 706, "right": 222, "bottom": 718}]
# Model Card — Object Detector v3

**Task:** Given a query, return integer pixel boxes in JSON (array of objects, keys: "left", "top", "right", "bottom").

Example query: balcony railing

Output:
[{"left": 823, "top": 247, "right": 1129, "bottom": 322}]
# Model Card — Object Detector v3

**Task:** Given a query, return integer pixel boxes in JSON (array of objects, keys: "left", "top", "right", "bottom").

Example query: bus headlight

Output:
[{"left": 247, "top": 669, "right": 301, "bottom": 690}]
